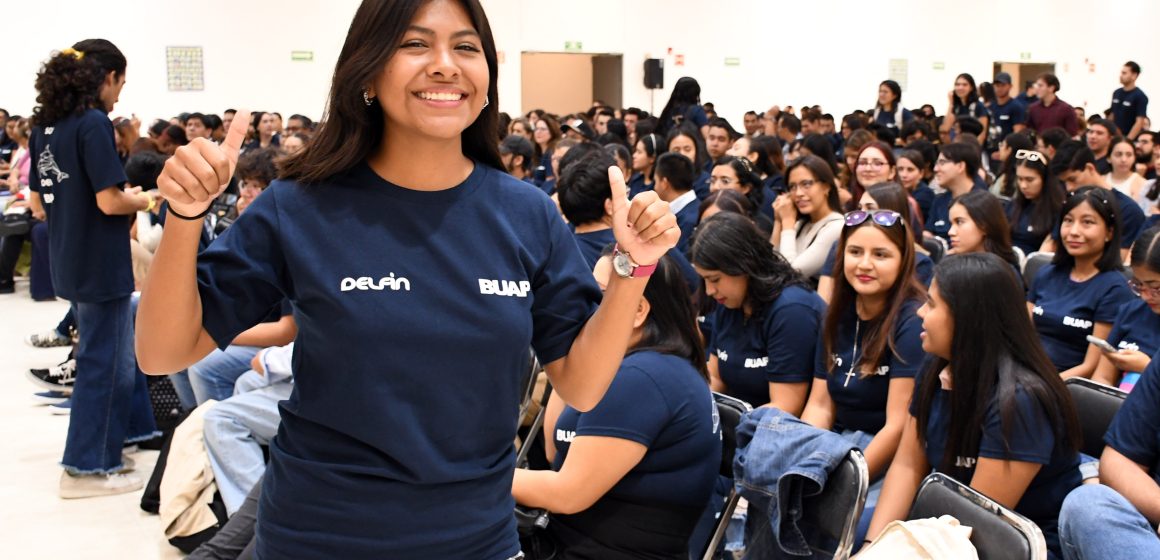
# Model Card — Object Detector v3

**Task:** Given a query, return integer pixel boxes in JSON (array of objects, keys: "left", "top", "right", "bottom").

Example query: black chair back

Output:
[
  {"left": 1065, "top": 378, "right": 1128, "bottom": 458},
  {"left": 700, "top": 393, "right": 752, "bottom": 560},
  {"left": 908, "top": 473, "right": 1046, "bottom": 560},
  {"left": 1022, "top": 251, "right": 1054, "bottom": 289},
  {"left": 921, "top": 237, "right": 945, "bottom": 264},
  {"left": 802, "top": 449, "right": 869, "bottom": 559}
]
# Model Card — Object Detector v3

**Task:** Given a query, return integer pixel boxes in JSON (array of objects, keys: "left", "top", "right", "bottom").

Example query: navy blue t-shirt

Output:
[
  {"left": 952, "top": 100, "right": 990, "bottom": 123},
  {"left": 987, "top": 99, "right": 1028, "bottom": 141},
  {"left": 707, "top": 285, "right": 825, "bottom": 408},
  {"left": 1104, "top": 351, "right": 1160, "bottom": 483},
  {"left": 552, "top": 351, "right": 720, "bottom": 508},
  {"left": 195, "top": 162, "right": 601, "bottom": 559},
  {"left": 1028, "top": 263, "right": 1133, "bottom": 371},
  {"left": 1110, "top": 87, "right": 1148, "bottom": 138},
  {"left": 1113, "top": 189, "right": 1145, "bottom": 248},
  {"left": 1106, "top": 298, "right": 1160, "bottom": 383},
  {"left": 674, "top": 200, "right": 699, "bottom": 255},
  {"left": 571, "top": 228, "right": 700, "bottom": 295},
  {"left": 694, "top": 169, "right": 711, "bottom": 200},
  {"left": 873, "top": 106, "right": 914, "bottom": 130},
  {"left": 29, "top": 109, "right": 132, "bottom": 302},
  {"left": 628, "top": 172, "right": 652, "bottom": 198},
  {"left": 913, "top": 182, "right": 935, "bottom": 224},
  {"left": 1005, "top": 198, "right": 1054, "bottom": 255},
  {"left": 820, "top": 241, "right": 934, "bottom": 286},
  {"left": 925, "top": 183, "right": 987, "bottom": 240},
  {"left": 814, "top": 299, "right": 925, "bottom": 433},
  {"left": 915, "top": 385, "right": 1081, "bottom": 557}
]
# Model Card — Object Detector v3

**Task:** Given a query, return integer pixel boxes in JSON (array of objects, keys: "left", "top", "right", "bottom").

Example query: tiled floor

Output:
[{"left": 1, "top": 278, "right": 185, "bottom": 558}]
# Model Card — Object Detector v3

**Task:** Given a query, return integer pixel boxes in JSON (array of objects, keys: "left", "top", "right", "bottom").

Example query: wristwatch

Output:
[{"left": 612, "top": 244, "right": 657, "bottom": 279}]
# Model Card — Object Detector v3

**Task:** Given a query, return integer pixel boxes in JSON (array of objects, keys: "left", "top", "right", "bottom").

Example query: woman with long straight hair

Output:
[
  {"left": 137, "top": 1, "right": 681, "bottom": 557},
  {"left": 1008, "top": 148, "right": 1065, "bottom": 254},
  {"left": 656, "top": 76, "right": 707, "bottom": 137},
  {"left": 628, "top": 132, "right": 660, "bottom": 197},
  {"left": 771, "top": 155, "right": 845, "bottom": 280},
  {"left": 941, "top": 73, "right": 991, "bottom": 146},
  {"left": 28, "top": 38, "right": 160, "bottom": 499},
  {"left": 872, "top": 80, "right": 914, "bottom": 132},
  {"left": 947, "top": 189, "right": 1022, "bottom": 276},
  {"left": 867, "top": 253, "right": 1082, "bottom": 558}
]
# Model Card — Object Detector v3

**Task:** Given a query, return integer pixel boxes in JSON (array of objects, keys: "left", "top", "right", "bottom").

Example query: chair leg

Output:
[{"left": 702, "top": 490, "right": 740, "bottom": 560}]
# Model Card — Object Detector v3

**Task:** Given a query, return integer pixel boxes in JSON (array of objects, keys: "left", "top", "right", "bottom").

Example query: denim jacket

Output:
[{"left": 734, "top": 407, "right": 856, "bottom": 558}]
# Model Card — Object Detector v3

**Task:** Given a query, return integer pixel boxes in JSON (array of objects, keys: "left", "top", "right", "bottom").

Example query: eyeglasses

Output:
[
  {"left": 1015, "top": 149, "right": 1046, "bottom": 163},
  {"left": 1129, "top": 279, "right": 1160, "bottom": 298},
  {"left": 857, "top": 159, "right": 888, "bottom": 169},
  {"left": 844, "top": 210, "right": 903, "bottom": 227},
  {"left": 708, "top": 175, "right": 735, "bottom": 187},
  {"left": 787, "top": 178, "right": 817, "bottom": 192}
]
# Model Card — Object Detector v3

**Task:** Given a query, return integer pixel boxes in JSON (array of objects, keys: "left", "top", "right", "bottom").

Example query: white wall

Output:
[{"left": 4, "top": 0, "right": 1158, "bottom": 130}]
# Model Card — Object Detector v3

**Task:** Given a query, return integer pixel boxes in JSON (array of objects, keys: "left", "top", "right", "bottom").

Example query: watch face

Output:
[{"left": 613, "top": 252, "right": 633, "bottom": 277}]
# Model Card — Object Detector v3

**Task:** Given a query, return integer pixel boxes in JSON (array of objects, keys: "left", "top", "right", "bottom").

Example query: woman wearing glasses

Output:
[
  {"left": 1027, "top": 187, "right": 1134, "bottom": 379},
  {"left": 800, "top": 208, "right": 926, "bottom": 544},
  {"left": 868, "top": 253, "right": 1081, "bottom": 559},
  {"left": 1007, "top": 149, "right": 1065, "bottom": 255},
  {"left": 770, "top": 155, "right": 845, "bottom": 280},
  {"left": 1092, "top": 225, "right": 1160, "bottom": 392},
  {"left": 691, "top": 212, "right": 825, "bottom": 413}
]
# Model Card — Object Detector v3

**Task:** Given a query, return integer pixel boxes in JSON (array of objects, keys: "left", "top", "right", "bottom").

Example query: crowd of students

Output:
[{"left": 3, "top": 7, "right": 1160, "bottom": 560}]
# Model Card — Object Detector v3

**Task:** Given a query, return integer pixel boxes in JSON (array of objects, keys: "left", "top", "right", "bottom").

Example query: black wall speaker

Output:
[{"left": 644, "top": 59, "right": 664, "bottom": 89}]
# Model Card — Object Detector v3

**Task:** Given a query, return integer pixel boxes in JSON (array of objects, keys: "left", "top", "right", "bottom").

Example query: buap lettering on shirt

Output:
[
  {"left": 555, "top": 428, "right": 575, "bottom": 443},
  {"left": 744, "top": 357, "right": 769, "bottom": 369},
  {"left": 1062, "top": 316, "right": 1093, "bottom": 330},
  {"left": 955, "top": 456, "right": 978, "bottom": 469},
  {"left": 339, "top": 274, "right": 411, "bottom": 292},
  {"left": 478, "top": 279, "right": 531, "bottom": 298},
  {"left": 1032, "top": 305, "right": 1044, "bottom": 316}
]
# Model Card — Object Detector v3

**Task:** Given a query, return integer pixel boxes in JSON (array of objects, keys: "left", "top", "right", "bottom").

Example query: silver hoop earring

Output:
[
  {"left": 363, "top": 89, "right": 373, "bottom": 106},
  {"left": 483, "top": 96, "right": 490, "bottom": 110}
]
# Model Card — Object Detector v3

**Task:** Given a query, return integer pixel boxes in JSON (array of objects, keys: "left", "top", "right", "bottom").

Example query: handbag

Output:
[{"left": 0, "top": 209, "right": 31, "bottom": 237}]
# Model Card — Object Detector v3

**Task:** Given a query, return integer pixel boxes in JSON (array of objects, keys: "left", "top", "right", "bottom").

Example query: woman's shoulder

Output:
[
  {"left": 770, "top": 284, "right": 825, "bottom": 313},
  {"left": 620, "top": 351, "right": 705, "bottom": 396}
]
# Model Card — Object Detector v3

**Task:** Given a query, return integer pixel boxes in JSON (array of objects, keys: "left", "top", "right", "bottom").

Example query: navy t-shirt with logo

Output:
[
  {"left": 1028, "top": 263, "right": 1133, "bottom": 371},
  {"left": 195, "top": 162, "right": 601, "bottom": 559},
  {"left": 707, "top": 285, "right": 825, "bottom": 408},
  {"left": 1110, "top": 87, "right": 1148, "bottom": 137},
  {"left": 28, "top": 108, "right": 132, "bottom": 302},
  {"left": 1005, "top": 199, "right": 1054, "bottom": 255},
  {"left": 815, "top": 299, "right": 926, "bottom": 434},
  {"left": 1104, "top": 351, "right": 1160, "bottom": 483},
  {"left": 914, "top": 385, "right": 1081, "bottom": 557},
  {"left": 987, "top": 99, "right": 1028, "bottom": 141},
  {"left": 552, "top": 350, "right": 720, "bottom": 508},
  {"left": 1105, "top": 298, "right": 1160, "bottom": 389}
]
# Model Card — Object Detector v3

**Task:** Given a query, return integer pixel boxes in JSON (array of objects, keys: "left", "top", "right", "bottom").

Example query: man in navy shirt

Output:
[
  {"left": 498, "top": 134, "right": 536, "bottom": 184},
  {"left": 1110, "top": 61, "right": 1149, "bottom": 141},
  {"left": 987, "top": 72, "right": 1028, "bottom": 158},
  {"left": 1058, "top": 354, "right": 1160, "bottom": 558},
  {"left": 651, "top": 152, "right": 699, "bottom": 254},
  {"left": 1052, "top": 140, "right": 1145, "bottom": 258}
]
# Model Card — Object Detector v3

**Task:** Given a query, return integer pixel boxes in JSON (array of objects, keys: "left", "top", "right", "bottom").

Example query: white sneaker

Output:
[{"left": 59, "top": 471, "right": 144, "bottom": 499}]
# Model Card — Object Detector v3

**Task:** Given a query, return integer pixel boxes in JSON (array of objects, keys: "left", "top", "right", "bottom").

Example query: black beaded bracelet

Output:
[{"left": 167, "top": 205, "right": 212, "bottom": 221}]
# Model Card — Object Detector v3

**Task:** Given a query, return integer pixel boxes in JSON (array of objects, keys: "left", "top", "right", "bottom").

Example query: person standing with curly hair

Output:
[{"left": 29, "top": 38, "right": 159, "bottom": 498}]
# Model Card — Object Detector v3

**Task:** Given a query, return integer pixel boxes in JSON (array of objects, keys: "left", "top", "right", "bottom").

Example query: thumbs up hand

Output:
[
  {"left": 157, "top": 109, "right": 250, "bottom": 217},
  {"left": 608, "top": 166, "right": 679, "bottom": 268}
]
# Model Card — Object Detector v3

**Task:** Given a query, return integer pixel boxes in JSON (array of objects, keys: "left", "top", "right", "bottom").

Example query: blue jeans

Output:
[
  {"left": 168, "top": 370, "right": 197, "bottom": 411},
  {"left": 204, "top": 380, "right": 292, "bottom": 515},
  {"left": 1059, "top": 484, "right": 1160, "bottom": 559},
  {"left": 55, "top": 307, "right": 75, "bottom": 338},
  {"left": 189, "top": 345, "right": 262, "bottom": 404},
  {"left": 62, "top": 297, "right": 157, "bottom": 474}
]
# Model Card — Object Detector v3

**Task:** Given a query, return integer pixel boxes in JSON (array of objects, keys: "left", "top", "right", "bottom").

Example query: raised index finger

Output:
[
  {"left": 608, "top": 166, "right": 629, "bottom": 216},
  {"left": 222, "top": 109, "right": 251, "bottom": 169}
]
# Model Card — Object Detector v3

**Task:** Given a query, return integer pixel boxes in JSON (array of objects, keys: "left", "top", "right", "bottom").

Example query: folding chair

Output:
[
  {"left": 700, "top": 392, "right": 752, "bottom": 560},
  {"left": 907, "top": 473, "right": 1047, "bottom": 560},
  {"left": 921, "top": 236, "right": 946, "bottom": 264},
  {"left": 1022, "top": 251, "right": 1054, "bottom": 289},
  {"left": 801, "top": 449, "right": 870, "bottom": 560},
  {"left": 1064, "top": 377, "right": 1128, "bottom": 459}
]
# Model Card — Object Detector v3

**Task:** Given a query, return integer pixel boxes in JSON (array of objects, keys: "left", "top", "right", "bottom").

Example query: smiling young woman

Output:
[{"left": 135, "top": 1, "right": 680, "bottom": 558}]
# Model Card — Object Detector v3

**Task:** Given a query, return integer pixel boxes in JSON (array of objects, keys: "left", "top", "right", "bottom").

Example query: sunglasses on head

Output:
[
  {"left": 1015, "top": 149, "right": 1046, "bottom": 163},
  {"left": 844, "top": 210, "right": 903, "bottom": 227}
]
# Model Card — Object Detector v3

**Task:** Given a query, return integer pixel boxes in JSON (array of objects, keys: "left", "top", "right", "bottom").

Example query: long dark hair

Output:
[
  {"left": 952, "top": 73, "right": 979, "bottom": 112},
  {"left": 1130, "top": 225, "right": 1160, "bottom": 270},
  {"left": 631, "top": 255, "right": 709, "bottom": 380},
  {"left": 1052, "top": 186, "right": 1123, "bottom": 272},
  {"left": 825, "top": 211, "right": 925, "bottom": 373},
  {"left": 785, "top": 155, "right": 842, "bottom": 218},
  {"left": 996, "top": 132, "right": 1036, "bottom": 197},
  {"left": 1010, "top": 153, "right": 1064, "bottom": 240},
  {"left": 666, "top": 122, "right": 708, "bottom": 170},
  {"left": 801, "top": 133, "right": 839, "bottom": 175},
  {"left": 279, "top": 0, "right": 502, "bottom": 183},
  {"left": 690, "top": 212, "right": 809, "bottom": 318},
  {"left": 33, "top": 39, "right": 126, "bottom": 126},
  {"left": 718, "top": 156, "right": 763, "bottom": 211},
  {"left": 748, "top": 135, "right": 784, "bottom": 176},
  {"left": 951, "top": 190, "right": 1020, "bottom": 268},
  {"left": 657, "top": 77, "right": 701, "bottom": 136},
  {"left": 916, "top": 253, "right": 1080, "bottom": 475}
]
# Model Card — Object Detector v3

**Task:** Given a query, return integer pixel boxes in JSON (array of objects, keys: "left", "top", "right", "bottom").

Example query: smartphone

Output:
[{"left": 1086, "top": 335, "right": 1117, "bottom": 353}]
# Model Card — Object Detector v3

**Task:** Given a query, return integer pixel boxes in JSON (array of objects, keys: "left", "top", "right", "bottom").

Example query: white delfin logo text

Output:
[{"left": 340, "top": 274, "right": 411, "bottom": 292}]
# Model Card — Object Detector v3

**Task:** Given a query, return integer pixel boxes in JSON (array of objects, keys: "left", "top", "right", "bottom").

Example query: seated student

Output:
[
  {"left": 652, "top": 152, "right": 698, "bottom": 254},
  {"left": 745, "top": 135, "right": 787, "bottom": 221},
  {"left": 770, "top": 155, "right": 845, "bottom": 281},
  {"left": 498, "top": 134, "right": 536, "bottom": 184},
  {"left": 948, "top": 189, "right": 1023, "bottom": 283},
  {"left": 1059, "top": 353, "right": 1160, "bottom": 559},
  {"left": 925, "top": 142, "right": 987, "bottom": 241},
  {"left": 1008, "top": 149, "right": 1065, "bottom": 254},
  {"left": 851, "top": 141, "right": 897, "bottom": 211},
  {"left": 800, "top": 208, "right": 926, "bottom": 541},
  {"left": 710, "top": 156, "right": 773, "bottom": 235},
  {"left": 990, "top": 131, "right": 1037, "bottom": 199},
  {"left": 512, "top": 255, "right": 720, "bottom": 560},
  {"left": 818, "top": 182, "right": 934, "bottom": 302},
  {"left": 867, "top": 253, "right": 1082, "bottom": 558},
  {"left": 1052, "top": 139, "right": 1145, "bottom": 259},
  {"left": 691, "top": 212, "right": 825, "bottom": 413},
  {"left": 203, "top": 342, "right": 294, "bottom": 517},
  {"left": 627, "top": 133, "right": 660, "bottom": 197},
  {"left": 1092, "top": 226, "right": 1160, "bottom": 391},
  {"left": 1028, "top": 187, "right": 1134, "bottom": 379},
  {"left": 557, "top": 150, "right": 699, "bottom": 293},
  {"left": 665, "top": 123, "right": 711, "bottom": 200},
  {"left": 697, "top": 189, "right": 756, "bottom": 225},
  {"left": 896, "top": 149, "right": 935, "bottom": 224}
]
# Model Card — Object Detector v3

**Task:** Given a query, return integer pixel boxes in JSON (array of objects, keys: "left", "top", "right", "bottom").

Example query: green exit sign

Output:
[
  {"left": 932, "top": 61, "right": 945, "bottom": 70},
  {"left": 1020, "top": 52, "right": 1032, "bottom": 61},
  {"left": 724, "top": 57, "right": 741, "bottom": 67},
  {"left": 291, "top": 51, "right": 314, "bottom": 62},
  {"left": 564, "top": 41, "right": 583, "bottom": 52}
]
